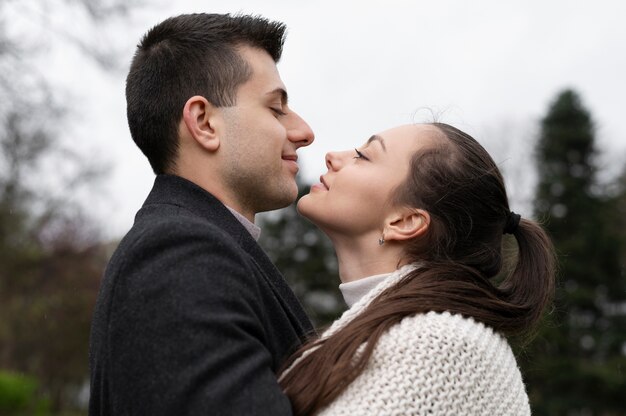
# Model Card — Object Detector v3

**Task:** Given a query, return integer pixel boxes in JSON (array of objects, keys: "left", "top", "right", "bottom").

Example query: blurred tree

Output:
[
  {"left": 522, "top": 89, "right": 626, "bottom": 415},
  {"left": 616, "top": 166, "right": 626, "bottom": 282},
  {"left": 258, "top": 181, "right": 345, "bottom": 327},
  {"left": 0, "top": 0, "right": 137, "bottom": 413}
]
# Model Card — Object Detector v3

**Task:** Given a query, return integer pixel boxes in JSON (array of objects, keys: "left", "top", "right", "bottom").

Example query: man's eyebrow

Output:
[
  {"left": 267, "top": 88, "right": 288, "bottom": 105},
  {"left": 367, "top": 135, "right": 386, "bottom": 151}
]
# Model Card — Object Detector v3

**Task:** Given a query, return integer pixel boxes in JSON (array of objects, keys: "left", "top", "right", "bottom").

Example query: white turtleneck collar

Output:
[{"left": 339, "top": 272, "right": 393, "bottom": 308}]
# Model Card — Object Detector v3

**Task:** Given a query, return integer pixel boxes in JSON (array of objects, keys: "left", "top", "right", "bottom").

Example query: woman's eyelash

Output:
[
  {"left": 271, "top": 107, "right": 286, "bottom": 116},
  {"left": 354, "top": 149, "right": 369, "bottom": 161}
]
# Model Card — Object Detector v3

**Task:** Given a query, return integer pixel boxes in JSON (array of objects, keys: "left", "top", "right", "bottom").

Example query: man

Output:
[{"left": 89, "top": 13, "right": 315, "bottom": 415}]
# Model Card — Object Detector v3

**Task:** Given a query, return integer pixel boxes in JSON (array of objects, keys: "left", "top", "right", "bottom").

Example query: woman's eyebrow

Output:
[{"left": 367, "top": 135, "right": 386, "bottom": 152}]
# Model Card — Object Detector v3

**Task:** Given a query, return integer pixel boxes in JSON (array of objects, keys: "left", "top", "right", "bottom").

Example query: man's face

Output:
[{"left": 218, "top": 46, "right": 314, "bottom": 217}]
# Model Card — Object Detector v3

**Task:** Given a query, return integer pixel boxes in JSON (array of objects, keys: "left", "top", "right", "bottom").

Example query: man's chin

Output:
[{"left": 256, "top": 188, "right": 298, "bottom": 213}]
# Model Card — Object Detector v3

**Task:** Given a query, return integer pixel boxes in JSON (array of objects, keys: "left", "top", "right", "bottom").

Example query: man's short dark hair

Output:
[{"left": 125, "top": 13, "right": 287, "bottom": 174}]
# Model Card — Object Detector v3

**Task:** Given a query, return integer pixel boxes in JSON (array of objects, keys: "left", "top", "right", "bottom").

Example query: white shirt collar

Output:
[{"left": 225, "top": 206, "right": 261, "bottom": 241}]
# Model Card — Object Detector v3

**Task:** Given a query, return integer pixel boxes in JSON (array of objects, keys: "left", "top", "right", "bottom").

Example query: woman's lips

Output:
[
  {"left": 310, "top": 183, "right": 327, "bottom": 192},
  {"left": 320, "top": 175, "right": 329, "bottom": 190}
]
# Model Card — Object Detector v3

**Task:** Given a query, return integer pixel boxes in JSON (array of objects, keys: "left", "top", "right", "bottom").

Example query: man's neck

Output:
[{"left": 172, "top": 167, "right": 256, "bottom": 222}]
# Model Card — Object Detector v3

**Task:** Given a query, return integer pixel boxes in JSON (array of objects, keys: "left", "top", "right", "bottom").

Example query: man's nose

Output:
[{"left": 286, "top": 110, "right": 314, "bottom": 147}]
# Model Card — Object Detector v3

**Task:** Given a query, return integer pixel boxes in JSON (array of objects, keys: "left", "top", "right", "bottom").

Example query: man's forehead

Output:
[{"left": 237, "top": 45, "right": 287, "bottom": 99}]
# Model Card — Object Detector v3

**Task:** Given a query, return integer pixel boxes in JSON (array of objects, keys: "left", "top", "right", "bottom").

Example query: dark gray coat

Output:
[{"left": 89, "top": 174, "right": 313, "bottom": 415}]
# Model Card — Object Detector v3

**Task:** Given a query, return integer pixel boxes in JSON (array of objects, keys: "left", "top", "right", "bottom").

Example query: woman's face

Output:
[{"left": 297, "top": 124, "right": 438, "bottom": 239}]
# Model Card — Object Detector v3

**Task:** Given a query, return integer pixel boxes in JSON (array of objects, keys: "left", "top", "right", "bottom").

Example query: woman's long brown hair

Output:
[{"left": 279, "top": 123, "right": 556, "bottom": 415}]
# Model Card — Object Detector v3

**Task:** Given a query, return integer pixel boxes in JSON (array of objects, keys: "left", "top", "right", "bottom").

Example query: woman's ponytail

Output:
[{"left": 501, "top": 218, "right": 556, "bottom": 334}]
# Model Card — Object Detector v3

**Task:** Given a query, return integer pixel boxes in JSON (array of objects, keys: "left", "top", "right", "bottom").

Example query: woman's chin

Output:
[
  {"left": 296, "top": 196, "right": 326, "bottom": 228},
  {"left": 296, "top": 195, "right": 313, "bottom": 218}
]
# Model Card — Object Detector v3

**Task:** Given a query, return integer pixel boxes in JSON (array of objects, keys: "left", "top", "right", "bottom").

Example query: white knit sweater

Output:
[{"left": 312, "top": 265, "right": 531, "bottom": 416}]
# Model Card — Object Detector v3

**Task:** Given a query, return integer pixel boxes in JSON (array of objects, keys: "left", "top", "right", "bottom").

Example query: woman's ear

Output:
[
  {"left": 181, "top": 95, "right": 220, "bottom": 152},
  {"left": 383, "top": 209, "right": 430, "bottom": 242}
]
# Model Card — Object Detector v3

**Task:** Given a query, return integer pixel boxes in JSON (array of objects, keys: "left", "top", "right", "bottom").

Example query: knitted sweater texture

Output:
[{"left": 315, "top": 265, "right": 531, "bottom": 416}]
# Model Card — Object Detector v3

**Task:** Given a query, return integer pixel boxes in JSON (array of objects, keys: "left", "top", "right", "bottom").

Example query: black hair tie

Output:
[{"left": 503, "top": 211, "right": 521, "bottom": 235}]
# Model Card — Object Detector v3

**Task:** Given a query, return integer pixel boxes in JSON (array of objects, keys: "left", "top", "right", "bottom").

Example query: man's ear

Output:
[
  {"left": 182, "top": 95, "right": 220, "bottom": 152},
  {"left": 383, "top": 209, "right": 430, "bottom": 242}
]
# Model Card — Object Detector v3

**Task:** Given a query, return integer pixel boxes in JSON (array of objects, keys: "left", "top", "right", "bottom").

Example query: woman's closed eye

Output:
[{"left": 354, "top": 148, "right": 370, "bottom": 161}]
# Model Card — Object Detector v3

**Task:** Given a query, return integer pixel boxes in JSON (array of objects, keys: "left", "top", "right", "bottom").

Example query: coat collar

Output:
[
  {"left": 141, "top": 174, "right": 314, "bottom": 337},
  {"left": 142, "top": 174, "right": 248, "bottom": 239}
]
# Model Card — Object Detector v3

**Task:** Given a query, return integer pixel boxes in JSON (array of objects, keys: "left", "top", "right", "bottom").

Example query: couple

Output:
[{"left": 89, "top": 13, "right": 555, "bottom": 416}]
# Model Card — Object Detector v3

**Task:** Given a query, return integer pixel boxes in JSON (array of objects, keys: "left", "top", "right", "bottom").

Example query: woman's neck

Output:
[{"left": 330, "top": 233, "right": 405, "bottom": 283}]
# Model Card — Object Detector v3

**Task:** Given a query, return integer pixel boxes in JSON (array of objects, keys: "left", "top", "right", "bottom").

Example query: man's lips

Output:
[{"left": 282, "top": 154, "right": 299, "bottom": 173}]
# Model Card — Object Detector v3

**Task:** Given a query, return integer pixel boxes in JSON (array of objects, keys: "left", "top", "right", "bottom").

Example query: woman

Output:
[{"left": 279, "top": 123, "right": 555, "bottom": 415}]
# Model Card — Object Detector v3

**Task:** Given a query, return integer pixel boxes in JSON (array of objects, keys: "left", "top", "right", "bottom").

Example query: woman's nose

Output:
[
  {"left": 325, "top": 150, "right": 350, "bottom": 171},
  {"left": 325, "top": 152, "right": 337, "bottom": 171}
]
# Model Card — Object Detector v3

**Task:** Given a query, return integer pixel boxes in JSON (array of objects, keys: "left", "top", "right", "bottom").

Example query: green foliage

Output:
[
  {"left": 0, "top": 371, "right": 37, "bottom": 412},
  {"left": 0, "top": 370, "right": 50, "bottom": 415},
  {"left": 524, "top": 89, "right": 626, "bottom": 414},
  {"left": 258, "top": 182, "right": 345, "bottom": 327}
]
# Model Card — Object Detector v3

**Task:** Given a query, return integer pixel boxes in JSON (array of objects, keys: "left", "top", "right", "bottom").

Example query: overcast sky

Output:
[{"left": 15, "top": 0, "right": 626, "bottom": 238}]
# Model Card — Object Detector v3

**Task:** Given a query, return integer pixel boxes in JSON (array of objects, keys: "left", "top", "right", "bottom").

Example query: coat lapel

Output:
[{"left": 144, "top": 174, "right": 314, "bottom": 338}]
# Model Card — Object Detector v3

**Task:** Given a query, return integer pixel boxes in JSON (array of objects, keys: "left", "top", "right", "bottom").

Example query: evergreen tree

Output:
[
  {"left": 525, "top": 89, "right": 626, "bottom": 414},
  {"left": 616, "top": 166, "right": 626, "bottom": 282},
  {"left": 258, "top": 181, "right": 345, "bottom": 327}
]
